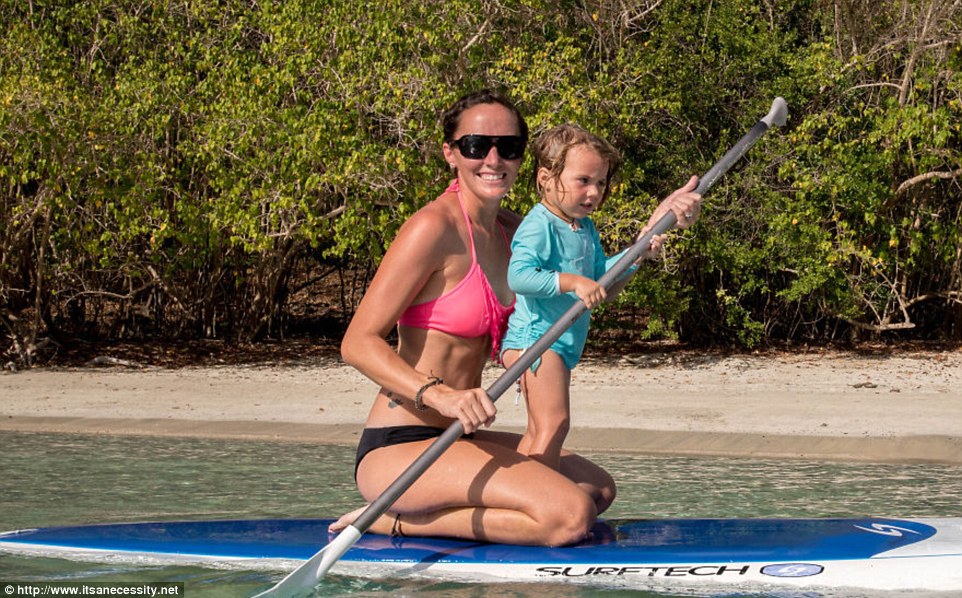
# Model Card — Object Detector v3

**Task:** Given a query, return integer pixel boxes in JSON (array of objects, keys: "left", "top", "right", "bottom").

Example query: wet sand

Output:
[{"left": 2, "top": 350, "right": 960, "bottom": 464}]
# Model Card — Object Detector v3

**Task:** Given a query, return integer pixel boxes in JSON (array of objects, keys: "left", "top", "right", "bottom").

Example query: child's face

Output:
[{"left": 539, "top": 144, "right": 609, "bottom": 222}]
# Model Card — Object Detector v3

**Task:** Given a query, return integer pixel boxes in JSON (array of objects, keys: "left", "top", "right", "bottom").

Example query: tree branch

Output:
[
  {"left": 837, "top": 314, "right": 915, "bottom": 332},
  {"left": 896, "top": 168, "right": 962, "bottom": 195}
]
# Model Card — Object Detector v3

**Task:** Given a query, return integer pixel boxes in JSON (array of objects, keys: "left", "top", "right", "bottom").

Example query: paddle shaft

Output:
[
  {"left": 352, "top": 214, "right": 670, "bottom": 535},
  {"left": 353, "top": 100, "right": 788, "bottom": 535},
  {"left": 255, "top": 97, "right": 788, "bottom": 597}
]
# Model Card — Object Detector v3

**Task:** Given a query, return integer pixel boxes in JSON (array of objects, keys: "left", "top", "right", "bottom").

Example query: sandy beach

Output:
[{"left": 2, "top": 349, "right": 961, "bottom": 464}]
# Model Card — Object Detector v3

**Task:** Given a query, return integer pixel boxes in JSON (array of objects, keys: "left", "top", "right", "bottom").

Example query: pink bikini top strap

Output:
[
  {"left": 447, "top": 178, "right": 509, "bottom": 256},
  {"left": 448, "top": 179, "right": 477, "bottom": 262}
]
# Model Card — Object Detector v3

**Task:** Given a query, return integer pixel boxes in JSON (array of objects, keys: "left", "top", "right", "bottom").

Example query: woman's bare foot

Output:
[
  {"left": 329, "top": 505, "right": 369, "bottom": 533},
  {"left": 328, "top": 505, "right": 399, "bottom": 536}
]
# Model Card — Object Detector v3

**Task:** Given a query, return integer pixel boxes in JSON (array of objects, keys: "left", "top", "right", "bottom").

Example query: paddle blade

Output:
[{"left": 252, "top": 525, "right": 361, "bottom": 597}]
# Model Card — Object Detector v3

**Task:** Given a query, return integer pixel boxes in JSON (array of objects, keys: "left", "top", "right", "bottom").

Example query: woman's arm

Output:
[
  {"left": 340, "top": 207, "right": 497, "bottom": 432},
  {"left": 599, "top": 176, "right": 703, "bottom": 302},
  {"left": 341, "top": 209, "right": 450, "bottom": 398}
]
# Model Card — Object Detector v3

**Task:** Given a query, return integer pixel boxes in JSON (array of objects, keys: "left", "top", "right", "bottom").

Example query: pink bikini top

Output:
[{"left": 398, "top": 180, "right": 515, "bottom": 359}]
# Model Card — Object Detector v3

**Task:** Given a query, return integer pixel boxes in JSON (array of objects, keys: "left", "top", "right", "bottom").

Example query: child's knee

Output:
[{"left": 527, "top": 415, "right": 570, "bottom": 440}]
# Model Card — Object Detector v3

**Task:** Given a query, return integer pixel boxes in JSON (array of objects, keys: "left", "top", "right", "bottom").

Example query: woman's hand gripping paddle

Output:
[{"left": 253, "top": 97, "right": 788, "bottom": 598}]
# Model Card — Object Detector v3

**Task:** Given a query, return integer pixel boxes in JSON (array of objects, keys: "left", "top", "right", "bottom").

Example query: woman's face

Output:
[{"left": 442, "top": 103, "right": 523, "bottom": 203}]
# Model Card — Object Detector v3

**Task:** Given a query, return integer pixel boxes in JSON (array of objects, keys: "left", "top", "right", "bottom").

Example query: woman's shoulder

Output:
[{"left": 394, "top": 192, "right": 462, "bottom": 251}]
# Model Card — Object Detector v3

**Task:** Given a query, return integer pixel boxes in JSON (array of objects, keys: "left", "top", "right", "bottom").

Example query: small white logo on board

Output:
[
  {"left": 761, "top": 563, "right": 824, "bottom": 578},
  {"left": 853, "top": 523, "right": 921, "bottom": 537}
]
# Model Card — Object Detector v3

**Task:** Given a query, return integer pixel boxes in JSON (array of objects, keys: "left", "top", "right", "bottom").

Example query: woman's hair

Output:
[
  {"left": 441, "top": 89, "right": 529, "bottom": 145},
  {"left": 532, "top": 124, "right": 622, "bottom": 206}
]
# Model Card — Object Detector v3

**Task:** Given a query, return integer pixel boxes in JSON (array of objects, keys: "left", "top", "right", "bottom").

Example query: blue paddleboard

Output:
[{"left": 3, "top": 517, "right": 962, "bottom": 592}]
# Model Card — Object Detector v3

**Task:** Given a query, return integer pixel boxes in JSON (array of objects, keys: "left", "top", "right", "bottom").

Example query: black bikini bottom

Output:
[{"left": 354, "top": 425, "right": 474, "bottom": 480}]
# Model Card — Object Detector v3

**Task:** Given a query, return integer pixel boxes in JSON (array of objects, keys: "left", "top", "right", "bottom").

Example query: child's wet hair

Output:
[{"left": 533, "top": 124, "right": 622, "bottom": 206}]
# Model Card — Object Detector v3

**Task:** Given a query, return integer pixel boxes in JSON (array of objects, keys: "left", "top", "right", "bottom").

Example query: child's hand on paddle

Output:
[
  {"left": 563, "top": 274, "right": 607, "bottom": 309},
  {"left": 635, "top": 227, "right": 669, "bottom": 261}
]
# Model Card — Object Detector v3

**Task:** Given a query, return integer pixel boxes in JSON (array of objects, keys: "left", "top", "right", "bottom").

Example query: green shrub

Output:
[{"left": 1, "top": 0, "right": 959, "bottom": 366}]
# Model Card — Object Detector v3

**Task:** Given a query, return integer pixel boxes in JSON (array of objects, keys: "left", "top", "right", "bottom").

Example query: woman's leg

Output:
[
  {"left": 477, "top": 429, "right": 617, "bottom": 515},
  {"left": 354, "top": 436, "right": 597, "bottom": 547}
]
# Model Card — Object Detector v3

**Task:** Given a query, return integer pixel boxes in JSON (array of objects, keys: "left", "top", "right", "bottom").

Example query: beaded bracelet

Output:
[{"left": 413, "top": 376, "right": 443, "bottom": 411}]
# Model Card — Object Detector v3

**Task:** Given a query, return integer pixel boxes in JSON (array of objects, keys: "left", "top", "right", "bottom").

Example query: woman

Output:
[{"left": 336, "top": 90, "right": 699, "bottom": 547}]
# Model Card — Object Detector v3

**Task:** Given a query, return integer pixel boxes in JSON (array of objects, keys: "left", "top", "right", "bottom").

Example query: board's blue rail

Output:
[{"left": 3, "top": 517, "right": 961, "bottom": 592}]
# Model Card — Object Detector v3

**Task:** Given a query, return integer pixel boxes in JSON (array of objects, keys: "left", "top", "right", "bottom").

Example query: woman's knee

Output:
[{"left": 540, "top": 491, "right": 597, "bottom": 547}]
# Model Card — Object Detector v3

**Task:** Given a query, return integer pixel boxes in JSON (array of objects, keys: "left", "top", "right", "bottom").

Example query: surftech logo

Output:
[{"left": 536, "top": 564, "right": 751, "bottom": 578}]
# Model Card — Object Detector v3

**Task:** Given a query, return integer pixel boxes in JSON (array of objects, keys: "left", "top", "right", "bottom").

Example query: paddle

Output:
[{"left": 253, "top": 96, "right": 788, "bottom": 598}]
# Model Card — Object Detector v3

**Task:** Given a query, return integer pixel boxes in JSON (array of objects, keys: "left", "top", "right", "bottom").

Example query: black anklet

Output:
[{"left": 390, "top": 513, "right": 404, "bottom": 538}]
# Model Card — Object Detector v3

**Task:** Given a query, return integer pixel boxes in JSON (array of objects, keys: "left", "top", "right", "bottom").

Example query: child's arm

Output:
[
  {"left": 595, "top": 229, "right": 665, "bottom": 302},
  {"left": 509, "top": 216, "right": 607, "bottom": 309},
  {"left": 507, "top": 219, "right": 559, "bottom": 297},
  {"left": 597, "top": 229, "right": 659, "bottom": 301},
  {"left": 558, "top": 273, "right": 607, "bottom": 309}
]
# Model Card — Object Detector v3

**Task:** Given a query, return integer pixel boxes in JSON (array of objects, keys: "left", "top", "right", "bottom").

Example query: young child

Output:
[{"left": 501, "top": 124, "right": 701, "bottom": 470}]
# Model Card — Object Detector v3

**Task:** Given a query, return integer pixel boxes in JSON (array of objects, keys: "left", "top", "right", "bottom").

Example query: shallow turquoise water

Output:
[{"left": 1, "top": 431, "right": 960, "bottom": 596}]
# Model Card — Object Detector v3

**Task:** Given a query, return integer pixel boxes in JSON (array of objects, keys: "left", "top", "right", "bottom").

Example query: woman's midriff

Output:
[{"left": 364, "top": 327, "right": 490, "bottom": 428}]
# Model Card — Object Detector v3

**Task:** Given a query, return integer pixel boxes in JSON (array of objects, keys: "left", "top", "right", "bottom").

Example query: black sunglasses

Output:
[{"left": 450, "top": 135, "right": 525, "bottom": 160}]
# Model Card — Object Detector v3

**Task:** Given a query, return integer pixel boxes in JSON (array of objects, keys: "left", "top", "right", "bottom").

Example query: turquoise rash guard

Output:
[{"left": 502, "top": 203, "right": 637, "bottom": 370}]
